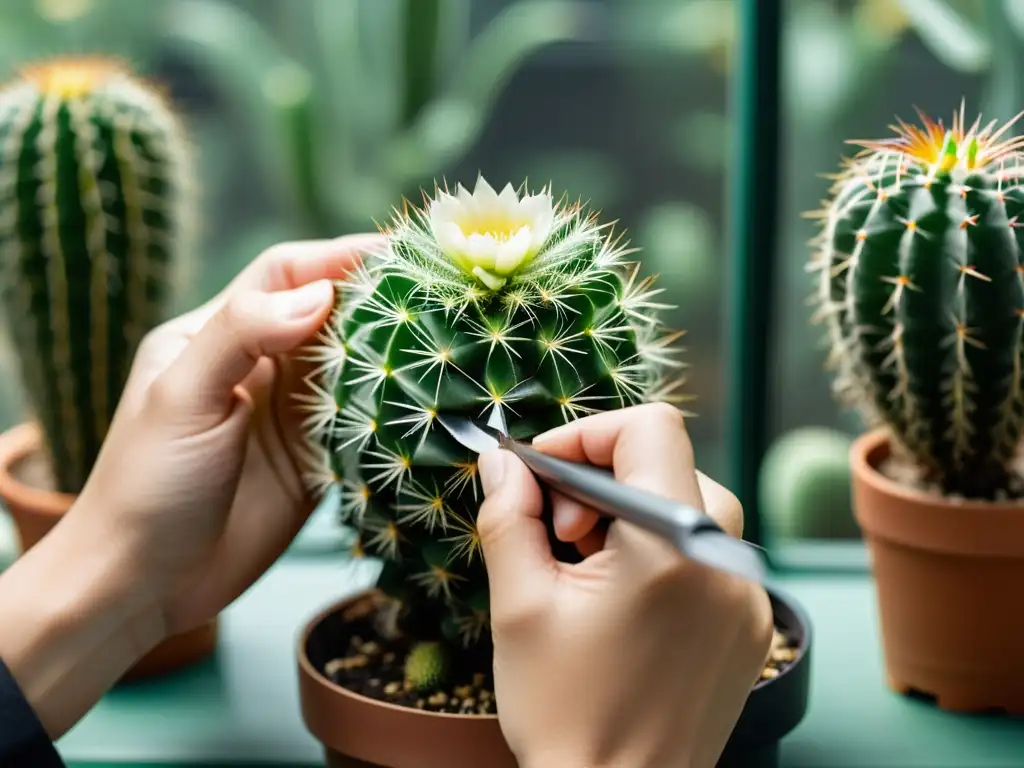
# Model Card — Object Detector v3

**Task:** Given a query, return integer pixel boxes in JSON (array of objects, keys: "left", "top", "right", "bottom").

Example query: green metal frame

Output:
[{"left": 726, "top": 0, "right": 782, "bottom": 550}]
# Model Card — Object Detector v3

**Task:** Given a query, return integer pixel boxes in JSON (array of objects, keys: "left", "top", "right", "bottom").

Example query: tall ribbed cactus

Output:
[
  {"left": 0, "top": 58, "right": 195, "bottom": 494},
  {"left": 810, "top": 105, "right": 1024, "bottom": 499},
  {"left": 296, "top": 177, "right": 685, "bottom": 667}
]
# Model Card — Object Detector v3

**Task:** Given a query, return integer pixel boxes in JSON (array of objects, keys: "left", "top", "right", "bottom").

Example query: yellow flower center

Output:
[{"left": 20, "top": 57, "right": 123, "bottom": 98}]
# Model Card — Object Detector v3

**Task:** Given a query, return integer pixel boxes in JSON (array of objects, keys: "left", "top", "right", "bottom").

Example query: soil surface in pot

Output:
[{"left": 322, "top": 600, "right": 801, "bottom": 715}]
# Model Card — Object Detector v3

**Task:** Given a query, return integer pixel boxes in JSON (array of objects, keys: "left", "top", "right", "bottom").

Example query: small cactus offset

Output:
[
  {"left": 809, "top": 104, "right": 1024, "bottom": 499},
  {"left": 0, "top": 58, "right": 196, "bottom": 494},
  {"left": 297, "top": 177, "right": 686, "bottom": 675},
  {"left": 404, "top": 641, "right": 449, "bottom": 692}
]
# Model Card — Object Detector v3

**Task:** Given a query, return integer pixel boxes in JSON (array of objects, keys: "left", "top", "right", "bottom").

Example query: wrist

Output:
[{"left": 0, "top": 505, "right": 166, "bottom": 737}]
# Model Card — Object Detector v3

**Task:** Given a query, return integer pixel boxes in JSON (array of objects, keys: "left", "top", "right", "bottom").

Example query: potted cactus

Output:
[
  {"left": 0, "top": 57, "right": 211, "bottom": 680},
  {"left": 810, "top": 104, "right": 1024, "bottom": 713},
  {"left": 293, "top": 177, "right": 811, "bottom": 767}
]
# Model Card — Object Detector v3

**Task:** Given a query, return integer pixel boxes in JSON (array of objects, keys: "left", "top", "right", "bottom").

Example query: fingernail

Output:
[
  {"left": 273, "top": 280, "right": 333, "bottom": 320},
  {"left": 478, "top": 450, "right": 506, "bottom": 496}
]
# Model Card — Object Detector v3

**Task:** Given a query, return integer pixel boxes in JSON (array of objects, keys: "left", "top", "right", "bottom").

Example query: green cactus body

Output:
[
  {"left": 811, "top": 107, "right": 1024, "bottom": 499},
  {"left": 297, "top": 177, "right": 685, "bottom": 651},
  {"left": 0, "top": 59, "right": 195, "bottom": 493},
  {"left": 404, "top": 641, "right": 450, "bottom": 692}
]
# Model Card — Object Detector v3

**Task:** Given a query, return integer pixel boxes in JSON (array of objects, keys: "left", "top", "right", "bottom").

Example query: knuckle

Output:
[
  {"left": 639, "top": 401, "right": 686, "bottom": 430},
  {"left": 489, "top": 598, "right": 545, "bottom": 638},
  {"left": 474, "top": 499, "right": 504, "bottom": 546},
  {"left": 145, "top": 370, "right": 186, "bottom": 411},
  {"left": 223, "top": 290, "right": 263, "bottom": 326}
]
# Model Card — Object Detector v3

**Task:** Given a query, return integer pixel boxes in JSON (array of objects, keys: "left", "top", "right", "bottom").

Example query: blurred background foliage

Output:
[{"left": 0, "top": 0, "right": 1022, "bottom": 552}]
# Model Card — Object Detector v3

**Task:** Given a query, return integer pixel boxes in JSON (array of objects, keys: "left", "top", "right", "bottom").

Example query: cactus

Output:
[
  {"left": 404, "top": 641, "right": 450, "bottom": 692},
  {"left": 296, "top": 176, "right": 685, "bottom": 671},
  {"left": 0, "top": 57, "right": 195, "bottom": 494},
  {"left": 809, "top": 104, "right": 1024, "bottom": 499}
]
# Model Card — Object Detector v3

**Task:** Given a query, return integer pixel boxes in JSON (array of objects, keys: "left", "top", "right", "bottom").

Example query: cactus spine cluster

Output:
[
  {"left": 810, "top": 105, "right": 1024, "bottom": 499},
  {"left": 0, "top": 58, "right": 195, "bottom": 494},
  {"left": 297, "top": 177, "right": 685, "bottom": 674}
]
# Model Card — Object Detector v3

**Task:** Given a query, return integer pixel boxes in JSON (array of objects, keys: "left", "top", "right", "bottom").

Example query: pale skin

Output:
[{"left": 0, "top": 236, "right": 772, "bottom": 768}]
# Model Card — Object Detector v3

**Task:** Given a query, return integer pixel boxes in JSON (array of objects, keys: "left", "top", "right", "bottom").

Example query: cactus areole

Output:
[
  {"left": 811, "top": 105, "right": 1024, "bottom": 500},
  {"left": 297, "top": 177, "right": 686, "bottom": 663},
  {"left": 0, "top": 57, "right": 194, "bottom": 494}
]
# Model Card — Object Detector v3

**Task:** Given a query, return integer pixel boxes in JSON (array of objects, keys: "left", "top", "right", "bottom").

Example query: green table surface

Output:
[{"left": 3, "top": 514, "right": 1024, "bottom": 767}]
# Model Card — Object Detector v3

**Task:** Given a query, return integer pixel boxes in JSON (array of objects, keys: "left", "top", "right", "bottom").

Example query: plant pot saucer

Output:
[{"left": 296, "top": 585, "right": 812, "bottom": 768}]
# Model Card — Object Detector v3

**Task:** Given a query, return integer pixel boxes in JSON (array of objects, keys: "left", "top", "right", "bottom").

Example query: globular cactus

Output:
[
  {"left": 809, "top": 105, "right": 1024, "bottom": 499},
  {"left": 404, "top": 641, "right": 450, "bottom": 692},
  {"left": 296, "top": 177, "right": 685, "bottom": 679},
  {"left": 0, "top": 57, "right": 195, "bottom": 494}
]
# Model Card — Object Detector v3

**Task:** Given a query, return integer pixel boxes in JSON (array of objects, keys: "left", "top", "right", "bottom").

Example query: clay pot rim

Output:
[
  {"left": 296, "top": 588, "right": 499, "bottom": 722},
  {"left": 297, "top": 585, "right": 811, "bottom": 713},
  {"left": 0, "top": 422, "right": 75, "bottom": 516},
  {"left": 851, "top": 426, "right": 1024, "bottom": 512}
]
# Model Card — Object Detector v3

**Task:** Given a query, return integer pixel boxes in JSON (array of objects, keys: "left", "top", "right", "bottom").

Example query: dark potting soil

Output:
[
  {"left": 323, "top": 602, "right": 802, "bottom": 715},
  {"left": 324, "top": 614, "right": 497, "bottom": 716}
]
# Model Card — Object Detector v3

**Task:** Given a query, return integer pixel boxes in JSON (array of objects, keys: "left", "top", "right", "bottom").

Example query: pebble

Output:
[
  {"left": 428, "top": 692, "right": 448, "bottom": 707},
  {"left": 359, "top": 642, "right": 381, "bottom": 656},
  {"left": 325, "top": 655, "right": 369, "bottom": 675},
  {"left": 473, "top": 673, "right": 486, "bottom": 688},
  {"left": 773, "top": 648, "right": 797, "bottom": 663},
  {"left": 384, "top": 682, "right": 401, "bottom": 696},
  {"left": 761, "top": 667, "right": 780, "bottom": 680}
]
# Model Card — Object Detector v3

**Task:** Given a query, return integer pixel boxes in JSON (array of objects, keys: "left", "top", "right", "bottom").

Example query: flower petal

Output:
[
  {"left": 465, "top": 233, "right": 499, "bottom": 269},
  {"left": 493, "top": 226, "right": 534, "bottom": 274}
]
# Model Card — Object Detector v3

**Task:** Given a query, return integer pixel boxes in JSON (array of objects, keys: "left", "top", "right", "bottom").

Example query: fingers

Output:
[
  {"left": 477, "top": 450, "right": 557, "bottom": 616},
  {"left": 183, "top": 234, "right": 385, "bottom": 332},
  {"left": 533, "top": 403, "right": 704, "bottom": 509},
  {"left": 551, "top": 491, "right": 599, "bottom": 542},
  {"left": 150, "top": 280, "right": 335, "bottom": 432},
  {"left": 696, "top": 471, "right": 744, "bottom": 538},
  {"left": 237, "top": 233, "right": 385, "bottom": 293}
]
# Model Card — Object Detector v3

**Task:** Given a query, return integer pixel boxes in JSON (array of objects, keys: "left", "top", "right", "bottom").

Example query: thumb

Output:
[
  {"left": 153, "top": 280, "right": 334, "bottom": 429},
  {"left": 477, "top": 449, "right": 555, "bottom": 613}
]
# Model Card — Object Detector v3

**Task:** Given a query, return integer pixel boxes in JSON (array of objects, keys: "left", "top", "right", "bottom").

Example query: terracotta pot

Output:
[
  {"left": 0, "top": 422, "right": 218, "bottom": 682},
  {"left": 298, "top": 590, "right": 515, "bottom": 768},
  {"left": 851, "top": 427, "right": 1024, "bottom": 714},
  {"left": 297, "top": 588, "right": 813, "bottom": 768}
]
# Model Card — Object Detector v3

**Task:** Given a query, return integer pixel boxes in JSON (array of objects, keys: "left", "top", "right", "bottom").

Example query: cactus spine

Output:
[
  {"left": 810, "top": 105, "right": 1024, "bottom": 499},
  {"left": 0, "top": 58, "right": 195, "bottom": 494},
  {"left": 296, "top": 177, "right": 686, "bottom": 671}
]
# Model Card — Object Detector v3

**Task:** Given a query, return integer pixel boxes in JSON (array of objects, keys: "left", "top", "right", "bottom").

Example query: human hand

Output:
[
  {"left": 477, "top": 403, "right": 774, "bottom": 768},
  {"left": 70, "top": 233, "right": 384, "bottom": 636}
]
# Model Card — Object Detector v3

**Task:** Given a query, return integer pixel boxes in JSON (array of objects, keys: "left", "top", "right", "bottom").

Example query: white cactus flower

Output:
[{"left": 428, "top": 176, "right": 555, "bottom": 290}]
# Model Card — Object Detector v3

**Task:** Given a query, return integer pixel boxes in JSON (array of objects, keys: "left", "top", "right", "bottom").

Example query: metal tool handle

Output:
[{"left": 500, "top": 437, "right": 724, "bottom": 547}]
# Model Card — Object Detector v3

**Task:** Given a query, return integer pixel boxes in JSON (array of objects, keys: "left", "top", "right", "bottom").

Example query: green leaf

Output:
[
  {"left": 161, "top": 0, "right": 310, "bottom": 201},
  {"left": 1001, "top": 0, "right": 1024, "bottom": 42},
  {"left": 394, "top": 0, "right": 599, "bottom": 177},
  {"left": 895, "top": 0, "right": 991, "bottom": 72}
]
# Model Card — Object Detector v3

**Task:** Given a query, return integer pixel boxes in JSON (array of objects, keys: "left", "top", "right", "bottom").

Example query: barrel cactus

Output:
[
  {"left": 296, "top": 176, "right": 685, "bottom": 678},
  {"left": 809, "top": 105, "right": 1024, "bottom": 499},
  {"left": 0, "top": 57, "right": 195, "bottom": 494}
]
